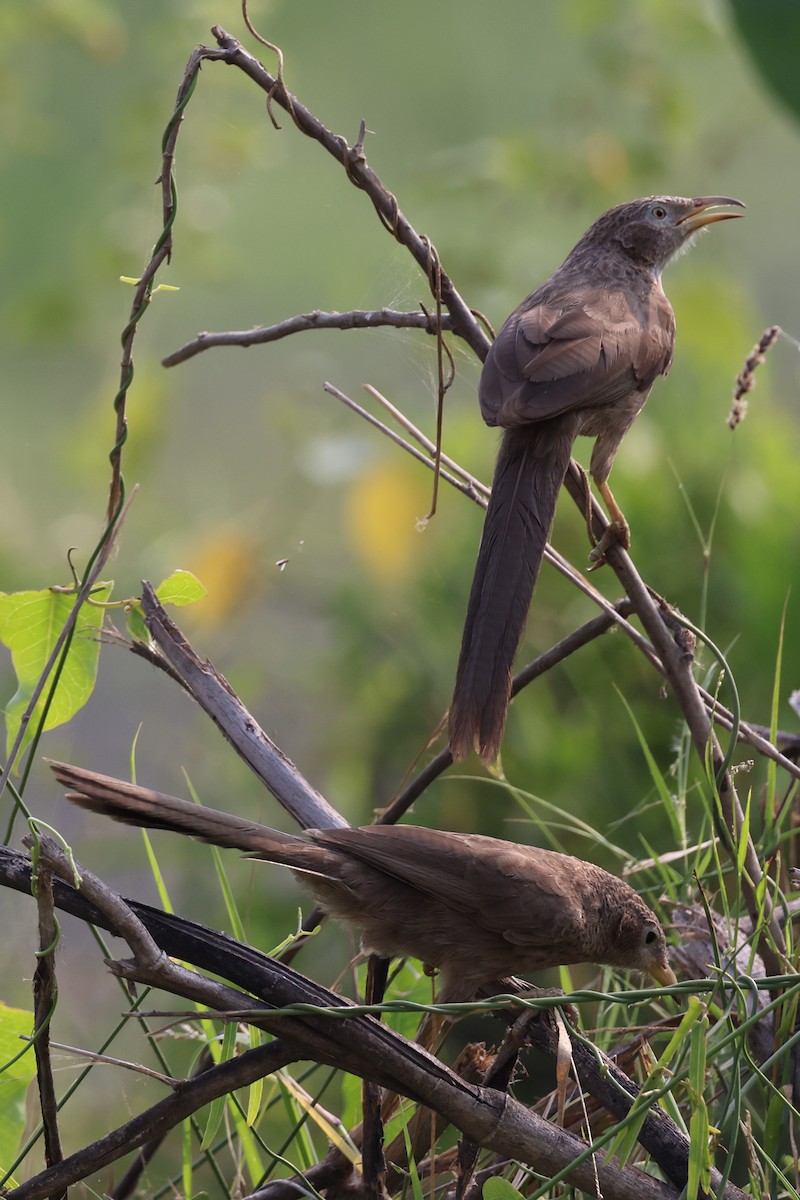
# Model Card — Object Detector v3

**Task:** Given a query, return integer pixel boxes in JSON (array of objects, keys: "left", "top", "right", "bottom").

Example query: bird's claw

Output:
[
  {"left": 587, "top": 520, "right": 630, "bottom": 570},
  {"left": 514, "top": 986, "right": 580, "bottom": 1030}
]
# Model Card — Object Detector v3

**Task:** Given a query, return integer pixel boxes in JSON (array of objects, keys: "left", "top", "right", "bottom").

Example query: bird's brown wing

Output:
[
  {"left": 313, "top": 825, "right": 586, "bottom": 950},
  {"left": 480, "top": 289, "right": 674, "bottom": 428}
]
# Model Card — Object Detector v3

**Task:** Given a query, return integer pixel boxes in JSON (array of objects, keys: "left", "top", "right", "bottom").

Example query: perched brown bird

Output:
[
  {"left": 49, "top": 759, "right": 676, "bottom": 999},
  {"left": 449, "top": 195, "right": 745, "bottom": 764}
]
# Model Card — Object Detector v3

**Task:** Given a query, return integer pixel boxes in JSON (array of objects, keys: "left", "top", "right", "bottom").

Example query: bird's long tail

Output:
[
  {"left": 448, "top": 420, "right": 577, "bottom": 763},
  {"left": 48, "top": 759, "right": 326, "bottom": 871}
]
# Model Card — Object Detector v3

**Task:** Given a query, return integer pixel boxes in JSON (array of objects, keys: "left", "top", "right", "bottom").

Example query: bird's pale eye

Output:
[
  {"left": 644, "top": 926, "right": 658, "bottom": 945},
  {"left": 651, "top": 205, "right": 668, "bottom": 220}
]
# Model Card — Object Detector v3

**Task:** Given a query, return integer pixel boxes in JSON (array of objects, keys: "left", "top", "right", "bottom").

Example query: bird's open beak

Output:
[
  {"left": 676, "top": 196, "right": 746, "bottom": 231},
  {"left": 650, "top": 962, "right": 678, "bottom": 987}
]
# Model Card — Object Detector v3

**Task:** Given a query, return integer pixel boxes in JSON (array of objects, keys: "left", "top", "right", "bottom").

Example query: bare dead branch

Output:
[
  {"left": 168, "top": 28, "right": 491, "bottom": 364},
  {"left": 323, "top": 382, "right": 475, "bottom": 500},
  {"left": 365, "top": 384, "right": 489, "bottom": 495},
  {"left": 137, "top": 582, "right": 347, "bottom": 831},
  {"left": 163, "top": 309, "right": 458, "bottom": 367},
  {"left": 25, "top": 1040, "right": 180, "bottom": 1087},
  {"left": 31, "top": 865, "right": 63, "bottom": 1187},
  {"left": 9, "top": 1032, "right": 299, "bottom": 1200},
  {"left": 25, "top": 834, "right": 164, "bottom": 970}
]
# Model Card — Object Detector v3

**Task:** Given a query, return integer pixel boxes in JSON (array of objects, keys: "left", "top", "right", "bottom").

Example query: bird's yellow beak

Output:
[
  {"left": 650, "top": 962, "right": 678, "bottom": 987},
  {"left": 676, "top": 196, "right": 746, "bottom": 231}
]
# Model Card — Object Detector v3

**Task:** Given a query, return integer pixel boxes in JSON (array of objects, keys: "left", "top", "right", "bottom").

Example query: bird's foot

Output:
[
  {"left": 587, "top": 518, "right": 630, "bottom": 570},
  {"left": 505, "top": 983, "right": 579, "bottom": 1028}
]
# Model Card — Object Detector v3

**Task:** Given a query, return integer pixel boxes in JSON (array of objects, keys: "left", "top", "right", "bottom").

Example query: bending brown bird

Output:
[
  {"left": 449, "top": 195, "right": 745, "bottom": 764},
  {"left": 49, "top": 759, "right": 677, "bottom": 999}
]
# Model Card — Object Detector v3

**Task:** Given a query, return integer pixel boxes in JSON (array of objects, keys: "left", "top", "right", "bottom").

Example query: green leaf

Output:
[
  {"left": 0, "top": 583, "right": 112, "bottom": 762},
  {"left": 245, "top": 1027, "right": 263, "bottom": 1127},
  {"left": 155, "top": 570, "right": 207, "bottom": 607},
  {"left": 126, "top": 603, "right": 149, "bottom": 643},
  {"left": 687, "top": 1012, "right": 711, "bottom": 1198},
  {"left": 0, "top": 1004, "right": 37, "bottom": 1187},
  {"left": 483, "top": 1179, "right": 525, "bottom": 1200},
  {"left": 201, "top": 1021, "right": 237, "bottom": 1150},
  {"left": 609, "top": 996, "right": 706, "bottom": 1165}
]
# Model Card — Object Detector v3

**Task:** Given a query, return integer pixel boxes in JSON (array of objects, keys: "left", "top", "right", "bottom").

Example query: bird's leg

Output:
[
  {"left": 574, "top": 460, "right": 597, "bottom": 546},
  {"left": 588, "top": 478, "right": 631, "bottom": 568},
  {"left": 362, "top": 955, "right": 390, "bottom": 1200}
]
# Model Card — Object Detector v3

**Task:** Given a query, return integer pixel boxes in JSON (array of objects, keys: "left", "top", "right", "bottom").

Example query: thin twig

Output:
[
  {"left": 326, "top": 382, "right": 645, "bottom": 641},
  {"left": 21, "top": 1039, "right": 181, "bottom": 1088},
  {"left": 364, "top": 384, "right": 489, "bottom": 495},
  {"left": 31, "top": 866, "right": 63, "bottom": 1186},
  {"left": 163, "top": 309, "right": 457, "bottom": 368},
  {"left": 138, "top": 583, "right": 347, "bottom": 832},
  {"left": 25, "top": 835, "right": 165, "bottom": 971},
  {"left": 193, "top": 28, "right": 490, "bottom": 362},
  {"left": 323, "top": 383, "right": 474, "bottom": 499}
]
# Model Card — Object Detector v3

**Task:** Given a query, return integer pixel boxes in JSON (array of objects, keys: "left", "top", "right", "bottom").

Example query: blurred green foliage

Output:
[
  {"left": 2, "top": 0, "right": 800, "bottom": 1183},
  {"left": 728, "top": 0, "right": 800, "bottom": 126}
]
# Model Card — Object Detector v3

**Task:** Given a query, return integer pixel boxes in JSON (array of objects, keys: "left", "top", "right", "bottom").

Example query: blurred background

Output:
[{"left": 2, "top": 0, "right": 800, "bottom": 1170}]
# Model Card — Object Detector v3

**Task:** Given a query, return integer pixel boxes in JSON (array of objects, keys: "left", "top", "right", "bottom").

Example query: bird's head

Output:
[
  {"left": 573, "top": 194, "right": 745, "bottom": 275},
  {"left": 612, "top": 900, "right": 678, "bottom": 987}
]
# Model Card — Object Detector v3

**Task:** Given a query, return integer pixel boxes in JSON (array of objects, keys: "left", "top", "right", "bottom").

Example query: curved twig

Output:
[{"left": 163, "top": 309, "right": 458, "bottom": 367}]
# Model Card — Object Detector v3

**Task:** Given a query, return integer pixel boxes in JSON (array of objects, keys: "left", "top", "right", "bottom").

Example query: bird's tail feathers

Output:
[
  {"left": 47, "top": 759, "right": 317, "bottom": 868},
  {"left": 448, "top": 421, "right": 576, "bottom": 763}
]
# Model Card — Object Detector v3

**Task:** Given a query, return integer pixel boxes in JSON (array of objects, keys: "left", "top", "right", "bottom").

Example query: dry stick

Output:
[
  {"left": 163, "top": 309, "right": 457, "bottom": 367},
  {"left": 326, "top": 383, "right": 652, "bottom": 654},
  {"left": 136, "top": 581, "right": 346, "bottom": 832},
  {"left": 4, "top": 845, "right": 703, "bottom": 1200},
  {"left": 323, "top": 383, "right": 472, "bottom": 501},
  {"left": 31, "top": 865, "right": 63, "bottom": 1190},
  {"left": 365, "top": 383, "right": 486, "bottom": 492},
  {"left": 164, "top": 27, "right": 490, "bottom": 362},
  {"left": 28, "top": 1041, "right": 180, "bottom": 1087}
]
